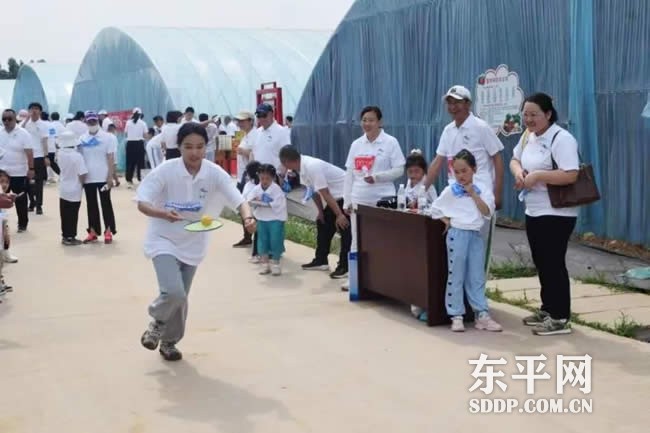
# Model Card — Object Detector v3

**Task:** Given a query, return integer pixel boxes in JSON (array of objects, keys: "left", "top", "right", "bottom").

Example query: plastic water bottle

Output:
[
  {"left": 348, "top": 251, "right": 359, "bottom": 301},
  {"left": 397, "top": 184, "right": 406, "bottom": 211},
  {"left": 417, "top": 186, "right": 428, "bottom": 213}
]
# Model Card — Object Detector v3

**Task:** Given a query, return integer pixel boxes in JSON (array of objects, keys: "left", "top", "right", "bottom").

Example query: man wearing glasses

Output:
[{"left": 0, "top": 109, "right": 34, "bottom": 238}]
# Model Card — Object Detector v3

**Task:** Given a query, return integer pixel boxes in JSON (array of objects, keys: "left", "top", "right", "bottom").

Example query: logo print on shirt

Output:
[
  {"left": 164, "top": 201, "right": 202, "bottom": 212},
  {"left": 199, "top": 187, "right": 208, "bottom": 200}
]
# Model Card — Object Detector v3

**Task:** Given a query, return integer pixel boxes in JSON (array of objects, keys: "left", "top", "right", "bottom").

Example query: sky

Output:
[{"left": 0, "top": 0, "right": 355, "bottom": 66}]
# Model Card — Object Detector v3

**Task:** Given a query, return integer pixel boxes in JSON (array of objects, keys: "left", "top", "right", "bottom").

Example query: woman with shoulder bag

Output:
[{"left": 510, "top": 93, "right": 580, "bottom": 336}]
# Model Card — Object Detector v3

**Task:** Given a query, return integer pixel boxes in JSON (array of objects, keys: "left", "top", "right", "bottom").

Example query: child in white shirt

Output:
[
  {"left": 405, "top": 150, "right": 437, "bottom": 208},
  {"left": 0, "top": 170, "right": 13, "bottom": 295},
  {"left": 242, "top": 161, "right": 262, "bottom": 263},
  {"left": 246, "top": 164, "right": 287, "bottom": 275},
  {"left": 57, "top": 131, "right": 88, "bottom": 245},
  {"left": 430, "top": 149, "right": 502, "bottom": 332}
]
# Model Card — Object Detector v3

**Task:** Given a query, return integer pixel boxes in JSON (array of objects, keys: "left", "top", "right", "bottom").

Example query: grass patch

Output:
[
  {"left": 489, "top": 260, "right": 537, "bottom": 279},
  {"left": 576, "top": 271, "right": 647, "bottom": 295},
  {"left": 220, "top": 211, "right": 340, "bottom": 254},
  {"left": 487, "top": 287, "right": 643, "bottom": 339}
]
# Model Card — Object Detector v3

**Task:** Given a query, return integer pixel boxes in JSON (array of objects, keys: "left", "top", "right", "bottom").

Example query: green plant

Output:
[
  {"left": 571, "top": 312, "right": 642, "bottom": 338},
  {"left": 489, "top": 260, "right": 537, "bottom": 279},
  {"left": 576, "top": 270, "right": 647, "bottom": 295}
]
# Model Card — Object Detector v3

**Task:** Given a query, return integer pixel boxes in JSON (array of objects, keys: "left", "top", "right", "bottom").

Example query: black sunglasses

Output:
[{"left": 2, "top": 117, "right": 15, "bottom": 122}]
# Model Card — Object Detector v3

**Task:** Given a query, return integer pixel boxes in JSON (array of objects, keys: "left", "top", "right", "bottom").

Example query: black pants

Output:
[
  {"left": 165, "top": 148, "right": 181, "bottom": 159},
  {"left": 9, "top": 176, "right": 28, "bottom": 229},
  {"left": 28, "top": 157, "right": 47, "bottom": 209},
  {"left": 125, "top": 140, "right": 145, "bottom": 183},
  {"left": 59, "top": 198, "right": 81, "bottom": 238},
  {"left": 84, "top": 183, "right": 116, "bottom": 235},
  {"left": 315, "top": 198, "right": 352, "bottom": 269},
  {"left": 525, "top": 215, "right": 576, "bottom": 320},
  {"left": 48, "top": 152, "right": 61, "bottom": 175}
]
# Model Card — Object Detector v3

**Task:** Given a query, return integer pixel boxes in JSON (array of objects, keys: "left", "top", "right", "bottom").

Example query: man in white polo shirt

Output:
[
  {"left": 0, "top": 108, "right": 34, "bottom": 264},
  {"left": 425, "top": 85, "right": 504, "bottom": 265},
  {"left": 248, "top": 103, "right": 291, "bottom": 170},
  {"left": 22, "top": 102, "right": 51, "bottom": 215},
  {"left": 232, "top": 110, "right": 260, "bottom": 248},
  {"left": 279, "top": 145, "right": 351, "bottom": 279}
]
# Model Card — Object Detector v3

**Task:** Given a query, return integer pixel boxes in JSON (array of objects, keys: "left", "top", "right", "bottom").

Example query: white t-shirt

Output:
[
  {"left": 406, "top": 176, "right": 437, "bottom": 203},
  {"left": 251, "top": 122, "right": 291, "bottom": 169},
  {"left": 206, "top": 123, "right": 218, "bottom": 152},
  {"left": 146, "top": 133, "right": 164, "bottom": 169},
  {"left": 0, "top": 126, "right": 32, "bottom": 177},
  {"left": 58, "top": 148, "right": 88, "bottom": 202},
  {"left": 345, "top": 130, "right": 406, "bottom": 206},
  {"left": 237, "top": 128, "right": 258, "bottom": 181},
  {"left": 512, "top": 124, "right": 580, "bottom": 217},
  {"left": 180, "top": 117, "right": 199, "bottom": 125},
  {"left": 125, "top": 119, "right": 148, "bottom": 141},
  {"left": 225, "top": 122, "right": 239, "bottom": 137},
  {"left": 242, "top": 180, "right": 256, "bottom": 198},
  {"left": 23, "top": 118, "right": 49, "bottom": 158},
  {"left": 431, "top": 181, "right": 494, "bottom": 231},
  {"left": 101, "top": 117, "right": 114, "bottom": 131},
  {"left": 245, "top": 181, "right": 287, "bottom": 222},
  {"left": 160, "top": 123, "right": 181, "bottom": 150},
  {"left": 300, "top": 155, "right": 345, "bottom": 200},
  {"left": 78, "top": 130, "right": 114, "bottom": 184},
  {"left": 47, "top": 121, "right": 66, "bottom": 153},
  {"left": 136, "top": 158, "right": 244, "bottom": 266},
  {"left": 436, "top": 113, "right": 504, "bottom": 189},
  {"left": 66, "top": 120, "right": 88, "bottom": 138}
]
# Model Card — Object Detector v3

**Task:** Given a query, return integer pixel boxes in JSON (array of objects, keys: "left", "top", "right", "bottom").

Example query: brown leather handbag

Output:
[{"left": 547, "top": 132, "right": 601, "bottom": 208}]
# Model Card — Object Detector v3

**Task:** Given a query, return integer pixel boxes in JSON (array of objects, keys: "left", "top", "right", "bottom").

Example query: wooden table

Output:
[{"left": 356, "top": 205, "right": 472, "bottom": 326}]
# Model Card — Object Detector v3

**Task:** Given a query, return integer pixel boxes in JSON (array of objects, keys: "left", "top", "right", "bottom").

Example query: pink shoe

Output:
[{"left": 475, "top": 313, "right": 503, "bottom": 332}]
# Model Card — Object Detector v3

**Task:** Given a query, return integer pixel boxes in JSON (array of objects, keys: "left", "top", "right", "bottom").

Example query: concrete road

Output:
[{"left": 1, "top": 186, "right": 649, "bottom": 433}]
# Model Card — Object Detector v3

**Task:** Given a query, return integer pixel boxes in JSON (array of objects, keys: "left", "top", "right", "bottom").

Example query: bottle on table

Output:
[{"left": 397, "top": 184, "right": 406, "bottom": 211}]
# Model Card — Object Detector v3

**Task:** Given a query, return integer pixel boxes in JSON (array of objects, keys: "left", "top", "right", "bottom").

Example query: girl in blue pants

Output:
[{"left": 431, "top": 149, "right": 502, "bottom": 332}]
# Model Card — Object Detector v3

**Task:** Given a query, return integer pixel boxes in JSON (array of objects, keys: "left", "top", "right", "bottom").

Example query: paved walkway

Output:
[{"left": 1, "top": 186, "right": 649, "bottom": 433}]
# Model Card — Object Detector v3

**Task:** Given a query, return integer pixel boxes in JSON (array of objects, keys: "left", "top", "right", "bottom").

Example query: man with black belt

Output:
[
  {"left": 0, "top": 109, "right": 34, "bottom": 263},
  {"left": 22, "top": 102, "right": 50, "bottom": 215},
  {"left": 279, "top": 145, "right": 351, "bottom": 279}
]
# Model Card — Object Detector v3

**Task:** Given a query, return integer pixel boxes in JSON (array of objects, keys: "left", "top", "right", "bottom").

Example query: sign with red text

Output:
[{"left": 475, "top": 65, "right": 524, "bottom": 136}]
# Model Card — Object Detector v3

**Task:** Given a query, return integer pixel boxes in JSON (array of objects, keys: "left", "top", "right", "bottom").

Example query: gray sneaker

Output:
[
  {"left": 141, "top": 321, "right": 165, "bottom": 350},
  {"left": 532, "top": 317, "right": 572, "bottom": 336},
  {"left": 159, "top": 342, "right": 183, "bottom": 361},
  {"left": 523, "top": 310, "right": 549, "bottom": 326}
]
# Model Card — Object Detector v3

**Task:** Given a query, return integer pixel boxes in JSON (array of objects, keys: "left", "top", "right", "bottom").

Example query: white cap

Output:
[
  {"left": 132, "top": 107, "right": 142, "bottom": 114},
  {"left": 98, "top": 109, "right": 108, "bottom": 115},
  {"left": 65, "top": 112, "right": 74, "bottom": 120},
  {"left": 443, "top": 85, "right": 472, "bottom": 102},
  {"left": 17, "top": 109, "right": 29, "bottom": 121}
]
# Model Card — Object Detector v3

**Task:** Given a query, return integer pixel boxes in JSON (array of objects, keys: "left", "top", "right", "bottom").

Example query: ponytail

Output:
[{"left": 131, "top": 112, "right": 140, "bottom": 124}]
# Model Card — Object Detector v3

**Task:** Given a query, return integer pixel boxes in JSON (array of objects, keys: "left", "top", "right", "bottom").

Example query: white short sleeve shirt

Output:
[
  {"left": 78, "top": 130, "right": 113, "bottom": 183},
  {"left": 246, "top": 182, "right": 287, "bottom": 222},
  {"left": 251, "top": 122, "right": 291, "bottom": 169},
  {"left": 300, "top": 155, "right": 346, "bottom": 200},
  {"left": 0, "top": 126, "right": 33, "bottom": 177},
  {"left": 161, "top": 123, "right": 181, "bottom": 150},
  {"left": 237, "top": 128, "right": 258, "bottom": 181},
  {"left": 431, "top": 181, "right": 494, "bottom": 231},
  {"left": 344, "top": 130, "right": 406, "bottom": 206},
  {"left": 66, "top": 120, "right": 88, "bottom": 138},
  {"left": 23, "top": 119, "right": 49, "bottom": 158},
  {"left": 136, "top": 159, "right": 244, "bottom": 266},
  {"left": 125, "top": 119, "right": 148, "bottom": 141},
  {"left": 512, "top": 124, "right": 580, "bottom": 217},
  {"left": 58, "top": 148, "right": 88, "bottom": 202},
  {"left": 436, "top": 113, "right": 504, "bottom": 188}
]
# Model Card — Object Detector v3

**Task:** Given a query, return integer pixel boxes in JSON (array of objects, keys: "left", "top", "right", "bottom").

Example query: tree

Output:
[{"left": 8, "top": 58, "right": 20, "bottom": 77}]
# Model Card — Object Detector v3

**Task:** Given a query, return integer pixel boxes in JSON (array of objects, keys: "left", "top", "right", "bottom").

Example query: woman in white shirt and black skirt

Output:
[
  {"left": 124, "top": 108, "right": 149, "bottom": 188},
  {"left": 510, "top": 93, "right": 580, "bottom": 336}
]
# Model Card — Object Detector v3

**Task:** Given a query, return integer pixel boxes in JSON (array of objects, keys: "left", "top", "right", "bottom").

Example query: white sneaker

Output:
[
  {"left": 411, "top": 305, "right": 423, "bottom": 318},
  {"left": 127, "top": 182, "right": 134, "bottom": 189},
  {"left": 3, "top": 251, "right": 18, "bottom": 263},
  {"left": 249, "top": 256, "right": 261, "bottom": 264},
  {"left": 475, "top": 313, "right": 503, "bottom": 332},
  {"left": 271, "top": 263, "right": 282, "bottom": 276},
  {"left": 451, "top": 316, "right": 465, "bottom": 332},
  {"left": 259, "top": 263, "right": 271, "bottom": 275}
]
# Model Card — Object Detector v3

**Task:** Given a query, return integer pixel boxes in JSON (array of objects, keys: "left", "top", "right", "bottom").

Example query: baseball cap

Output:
[
  {"left": 132, "top": 107, "right": 142, "bottom": 114},
  {"left": 84, "top": 110, "right": 99, "bottom": 121},
  {"left": 443, "top": 85, "right": 472, "bottom": 102},
  {"left": 57, "top": 130, "right": 79, "bottom": 148},
  {"left": 98, "top": 109, "right": 108, "bottom": 115},
  {"left": 255, "top": 103, "right": 273, "bottom": 116},
  {"left": 234, "top": 111, "right": 254, "bottom": 121}
]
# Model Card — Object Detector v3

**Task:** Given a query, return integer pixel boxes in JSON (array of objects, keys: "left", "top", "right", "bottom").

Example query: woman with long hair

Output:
[{"left": 124, "top": 107, "right": 148, "bottom": 188}]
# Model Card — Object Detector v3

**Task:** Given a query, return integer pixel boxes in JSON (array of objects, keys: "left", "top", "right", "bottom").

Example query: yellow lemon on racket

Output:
[{"left": 200, "top": 215, "right": 213, "bottom": 227}]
